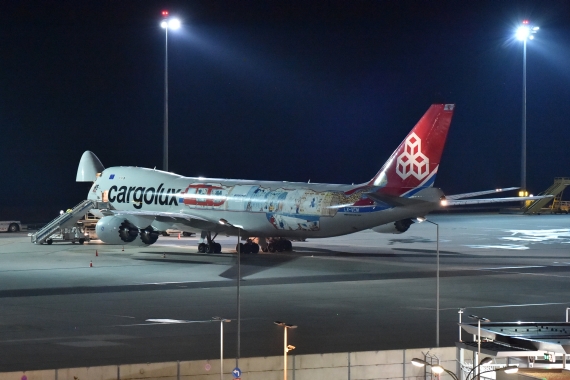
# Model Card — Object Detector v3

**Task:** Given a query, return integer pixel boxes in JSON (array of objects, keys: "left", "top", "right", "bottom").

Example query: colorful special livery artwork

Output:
[
  {"left": 180, "top": 184, "right": 342, "bottom": 231},
  {"left": 72, "top": 103, "right": 547, "bottom": 253}
]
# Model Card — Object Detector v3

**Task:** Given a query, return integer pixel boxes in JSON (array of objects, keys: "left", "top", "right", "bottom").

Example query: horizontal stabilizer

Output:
[
  {"left": 364, "top": 192, "right": 428, "bottom": 207},
  {"left": 442, "top": 195, "right": 552, "bottom": 206},
  {"left": 445, "top": 187, "right": 519, "bottom": 200}
]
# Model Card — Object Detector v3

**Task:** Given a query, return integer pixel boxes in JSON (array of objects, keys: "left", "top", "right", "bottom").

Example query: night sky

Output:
[{"left": 2, "top": 1, "right": 570, "bottom": 222}]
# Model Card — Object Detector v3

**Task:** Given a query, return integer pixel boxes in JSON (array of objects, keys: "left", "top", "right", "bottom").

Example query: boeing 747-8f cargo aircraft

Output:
[{"left": 77, "top": 104, "right": 544, "bottom": 253}]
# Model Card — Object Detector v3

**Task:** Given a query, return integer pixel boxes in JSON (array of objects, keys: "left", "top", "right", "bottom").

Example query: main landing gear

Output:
[
  {"left": 234, "top": 238, "right": 293, "bottom": 254},
  {"left": 266, "top": 238, "right": 293, "bottom": 253},
  {"left": 237, "top": 239, "right": 260, "bottom": 254},
  {"left": 197, "top": 231, "right": 222, "bottom": 254}
]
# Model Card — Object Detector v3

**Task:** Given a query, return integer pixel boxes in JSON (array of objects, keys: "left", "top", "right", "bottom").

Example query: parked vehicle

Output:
[{"left": 0, "top": 221, "right": 23, "bottom": 233}]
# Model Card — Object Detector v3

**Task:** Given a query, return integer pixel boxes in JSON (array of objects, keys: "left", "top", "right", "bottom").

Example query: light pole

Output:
[
  {"left": 219, "top": 218, "right": 242, "bottom": 368},
  {"left": 160, "top": 11, "right": 181, "bottom": 172},
  {"left": 274, "top": 321, "right": 297, "bottom": 380},
  {"left": 469, "top": 315, "right": 490, "bottom": 380},
  {"left": 417, "top": 217, "right": 439, "bottom": 347},
  {"left": 515, "top": 20, "right": 539, "bottom": 193},
  {"left": 145, "top": 316, "right": 232, "bottom": 378},
  {"left": 212, "top": 317, "right": 231, "bottom": 380}
]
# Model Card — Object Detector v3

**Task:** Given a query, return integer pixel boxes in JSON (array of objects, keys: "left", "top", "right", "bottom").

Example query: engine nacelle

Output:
[
  {"left": 95, "top": 216, "right": 159, "bottom": 246},
  {"left": 372, "top": 218, "right": 414, "bottom": 234}
]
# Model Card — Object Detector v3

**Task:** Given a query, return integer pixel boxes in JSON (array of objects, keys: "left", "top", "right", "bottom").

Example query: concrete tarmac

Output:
[{"left": 1, "top": 213, "right": 570, "bottom": 372}]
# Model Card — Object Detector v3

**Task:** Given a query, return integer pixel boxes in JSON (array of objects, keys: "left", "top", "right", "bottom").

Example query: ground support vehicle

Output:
[
  {"left": 40, "top": 227, "right": 90, "bottom": 245},
  {"left": 0, "top": 221, "right": 23, "bottom": 232}
]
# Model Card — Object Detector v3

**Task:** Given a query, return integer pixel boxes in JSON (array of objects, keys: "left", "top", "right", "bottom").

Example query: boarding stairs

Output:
[
  {"left": 523, "top": 177, "right": 570, "bottom": 214},
  {"left": 30, "top": 200, "right": 96, "bottom": 244}
]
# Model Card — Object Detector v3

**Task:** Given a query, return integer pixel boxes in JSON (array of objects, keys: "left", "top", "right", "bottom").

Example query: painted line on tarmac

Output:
[
  {"left": 437, "top": 301, "right": 570, "bottom": 311},
  {"left": 478, "top": 269, "right": 570, "bottom": 278},
  {"left": 479, "top": 265, "right": 546, "bottom": 270},
  {"left": 134, "top": 281, "right": 200, "bottom": 285}
]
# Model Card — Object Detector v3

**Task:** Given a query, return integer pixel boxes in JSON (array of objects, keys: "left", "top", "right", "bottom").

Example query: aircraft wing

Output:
[
  {"left": 445, "top": 187, "right": 519, "bottom": 200},
  {"left": 442, "top": 195, "right": 552, "bottom": 206},
  {"left": 100, "top": 209, "right": 228, "bottom": 232},
  {"left": 101, "top": 209, "right": 209, "bottom": 222}
]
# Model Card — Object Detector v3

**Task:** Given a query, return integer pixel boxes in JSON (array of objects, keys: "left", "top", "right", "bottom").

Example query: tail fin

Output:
[{"left": 368, "top": 104, "right": 455, "bottom": 196}]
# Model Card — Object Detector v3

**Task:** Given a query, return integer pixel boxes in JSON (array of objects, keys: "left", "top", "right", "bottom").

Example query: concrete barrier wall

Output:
[{"left": 0, "top": 347, "right": 457, "bottom": 380}]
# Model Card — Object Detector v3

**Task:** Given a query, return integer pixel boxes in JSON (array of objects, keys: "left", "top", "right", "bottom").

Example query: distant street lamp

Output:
[
  {"left": 274, "top": 321, "right": 297, "bottom": 380},
  {"left": 212, "top": 317, "right": 231, "bottom": 380},
  {"left": 219, "top": 218, "right": 242, "bottom": 367},
  {"left": 469, "top": 315, "right": 491, "bottom": 380},
  {"left": 515, "top": 20, "right": 539, "bottom": 193},
  {"left": 160, "top": 10, "right": 181, "bottom": 172},
  {"left": 416, "top": 217, "right": 440, "bottom": 347}
]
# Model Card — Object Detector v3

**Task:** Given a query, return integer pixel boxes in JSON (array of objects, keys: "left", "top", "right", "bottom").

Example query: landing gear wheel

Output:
[
  {"left": 213, "top": 243, "right": 222, "bottom": 253},
  {"left": 47, "top": 239, "right": 53, "bottom": 245},
  {"left": 79, "top": 238, "right": 85, "bottom": 245},
  {"left": 284, "top": 240, "right": 292, "bottom": 251},
  {"left": 198, "top": 243, "right": 207, "bottom": 253},
  {"left": 236, "top": 243, "right": 244, "bottom": 253},
  {"left": 268, "top": 242, "right": 276, "bottom": 253},
  {"left": 261, "top": 247, "right": 269, "bottom": 253},
  {"left": 8, "top": 223, "right": 19, "bottom": 232},
  {"left": 250, "top": 243, "right": 259, "bottom": 254},
  {"left": 205, "top": 244, "right": 215, "bottom": 254}
]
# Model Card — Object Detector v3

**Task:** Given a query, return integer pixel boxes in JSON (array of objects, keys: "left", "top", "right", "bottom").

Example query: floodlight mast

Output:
[
  {"left": 515, "top": 20, "right": 539, "bottom": 194},
  {"left": 160, "top": 11, "right": 181, "bottom": 172}
]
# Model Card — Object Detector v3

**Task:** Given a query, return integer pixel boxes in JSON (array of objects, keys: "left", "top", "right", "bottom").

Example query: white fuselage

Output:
[{"left": 89, "top": 166, "right": 441, "bottom": 239}]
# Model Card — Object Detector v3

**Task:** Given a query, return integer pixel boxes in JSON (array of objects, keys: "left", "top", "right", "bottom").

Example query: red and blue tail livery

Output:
[{"left": 369, "top": 104, "right": 454, "bottom": 196}]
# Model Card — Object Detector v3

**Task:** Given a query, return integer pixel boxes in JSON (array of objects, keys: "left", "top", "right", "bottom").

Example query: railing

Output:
[{"left": 30, "top": 200, "right": 95, "bottom": 244}]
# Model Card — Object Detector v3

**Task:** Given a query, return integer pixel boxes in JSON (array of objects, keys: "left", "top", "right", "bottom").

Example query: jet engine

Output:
[
  {"left": 372, "top": 218, "right": 414, "bottom": 234},
  {"left": 95, "top": 216, "right": 159, "bottom": 245}
]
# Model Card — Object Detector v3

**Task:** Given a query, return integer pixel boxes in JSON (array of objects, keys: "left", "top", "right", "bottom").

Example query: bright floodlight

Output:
[
  {"left": 516, "top": 26, "right": 530, "bottom": 40},
  {"left": 431, "top": 366, "right": 444, "bottom": 374},
  {"left": 160, "top": 21, "right": 168, "bottom": 29},
  {"left": 168, "top": 18, "right": 181, "bottom": 30}
]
